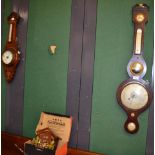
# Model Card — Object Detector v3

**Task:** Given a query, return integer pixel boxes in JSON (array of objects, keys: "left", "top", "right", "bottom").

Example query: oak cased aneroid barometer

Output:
[
  {"left": 116, "top": 4, "right": 153, "bottom": 134},
  {"left": 2, "top": 12, "right": 20, "bottom": 82}
]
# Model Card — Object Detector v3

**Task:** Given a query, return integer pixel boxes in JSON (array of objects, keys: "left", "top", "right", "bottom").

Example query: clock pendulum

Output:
[
  {"left": 2, "top": 12, "right": 20, "bottom": 82},
  {"left": 116, "top": 4, "right": 153, "bottom": 134}
]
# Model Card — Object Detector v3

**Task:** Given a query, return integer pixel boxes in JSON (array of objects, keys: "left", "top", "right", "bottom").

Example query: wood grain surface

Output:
[{"left": 1, "top": 132, "right": 105, "bottom": 155}]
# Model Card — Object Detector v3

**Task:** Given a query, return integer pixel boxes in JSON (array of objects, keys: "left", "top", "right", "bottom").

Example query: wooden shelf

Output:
[{"left": 1, "top": 132, "right": 105, "bottom": 155}]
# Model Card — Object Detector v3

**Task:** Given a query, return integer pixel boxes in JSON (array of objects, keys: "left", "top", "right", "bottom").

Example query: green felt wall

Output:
[
  {"left": 1, "top": 0, "right": 153, "bottom": 154},
  {"left": 1, "top": 0, "right": 11, "bottom": 131},
  {"left": 90, "top": 0, "right": 153, "bottom": 155},
  {"left": 23, "top": 0, "right": 72, "bottom": 137}
]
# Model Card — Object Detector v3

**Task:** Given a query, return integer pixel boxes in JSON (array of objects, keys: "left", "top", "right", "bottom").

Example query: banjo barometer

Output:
[
  {"left": 116, "top": 4, "right": 153, "bottom": 134},
  {"left": 2, "top": 12, "right": 20, "bottom": 82}
]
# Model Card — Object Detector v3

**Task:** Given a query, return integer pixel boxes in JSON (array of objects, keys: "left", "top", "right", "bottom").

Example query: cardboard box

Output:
[{"left": 24, "top": 112, "right": 72, "bottom": 155}]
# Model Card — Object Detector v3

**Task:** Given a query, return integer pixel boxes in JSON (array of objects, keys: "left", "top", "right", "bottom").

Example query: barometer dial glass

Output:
[
  {"left": 2, "top": 50, "right": 13, "bottom": 65},
  {"left": 121, "top": 83, "right": 148, "bottom": 110}
]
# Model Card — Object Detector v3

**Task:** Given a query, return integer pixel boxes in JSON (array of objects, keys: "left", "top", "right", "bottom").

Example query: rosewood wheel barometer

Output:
[
  {"left": 116, "top": 4, "right": 153, "bottom": 134},
  {"left": 2, "top": 12, "right": 20, "bottom": 82}
]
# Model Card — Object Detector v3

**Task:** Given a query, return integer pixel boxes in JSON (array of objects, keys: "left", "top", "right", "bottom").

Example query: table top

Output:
[{"left": 2, "top": 132, "right": 105, "bottom": 155}]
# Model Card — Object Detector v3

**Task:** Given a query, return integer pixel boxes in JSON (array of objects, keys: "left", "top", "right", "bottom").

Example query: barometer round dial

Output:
[
  {"left": 2, "top": 50, "right": 14, "bottom": 65},
  {"left": 117, "top": 79, "right": 152, "bottom": 112},
  {"left": 121, "top": 83, "right": 148, "bottom": 110}
]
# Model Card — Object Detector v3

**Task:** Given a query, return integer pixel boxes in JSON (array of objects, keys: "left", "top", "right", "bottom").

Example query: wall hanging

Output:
[
  {"left": 116, "top": 4, "right": 153, "bottom": 134},
  {"left": 2, "top": 12, "right": 20, "bottom": 82}
]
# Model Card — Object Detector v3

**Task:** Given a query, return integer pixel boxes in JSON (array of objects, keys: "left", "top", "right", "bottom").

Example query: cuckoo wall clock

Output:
[
  {"left": 116, "top": 4, "right": 153, "bottom": 134},
  {"left": 2, "top": 12, "right": 20, "bottom": 82}
]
